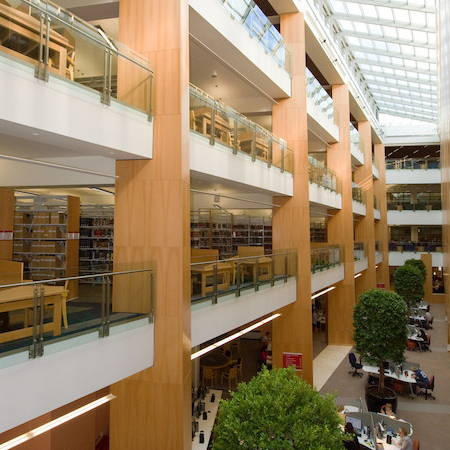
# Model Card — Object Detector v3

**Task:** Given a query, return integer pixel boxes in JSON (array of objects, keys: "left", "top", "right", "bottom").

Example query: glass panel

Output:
[
  {"left": 311, "top": 245, "right": 342, "bottom": 273},
  {"left": 305, "top": 68, "right": 336, "bottom": 125},
  {"left": 190, "top": 251, "right": 297, "bottom": 305},
  {"left": 308, "top": 155, "right": 341, "bottom": 194},
  {"left": 0, "top": 266, "right": 154, "bottom": 362}
]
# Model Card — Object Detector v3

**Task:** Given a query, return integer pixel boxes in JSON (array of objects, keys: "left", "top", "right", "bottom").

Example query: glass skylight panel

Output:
[
  {"left": 361, "top": 3, "right": 378, "bottom": 18},
  {"left": 378, "top": 6, "right": 394, "bottom": 20}
]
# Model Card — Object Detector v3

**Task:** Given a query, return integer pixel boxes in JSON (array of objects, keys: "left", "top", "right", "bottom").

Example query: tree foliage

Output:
[
  {"left": 404, "top": 259, "right": 427, "bottom": 284},
  {"left": 212, "top": 366, "right": 345, "bottom": 450},
  {"left": 353, "top": 289, "right": 408, "bottom": 392},
  {"left": 393, "top": 265, "right": 424, "bottom": 307}
]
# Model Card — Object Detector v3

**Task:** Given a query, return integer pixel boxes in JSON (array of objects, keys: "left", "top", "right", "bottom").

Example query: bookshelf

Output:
[{"left": 79, "top": 205, "right": 114, "bottom": 282}]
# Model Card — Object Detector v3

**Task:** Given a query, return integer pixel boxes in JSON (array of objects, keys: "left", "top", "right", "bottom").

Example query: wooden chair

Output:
[
  {"left": 230, "top": 357, "right": 243, "bottom": 379},
  {"left": 202, "top": 368, "right": 217, "bottom": 386},
  {"left": 221, "top": 366, "right": 238, "bottom": 389}
]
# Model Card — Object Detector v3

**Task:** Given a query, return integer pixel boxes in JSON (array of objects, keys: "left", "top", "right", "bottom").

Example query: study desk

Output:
[
  {"left": 363, "top": 365, "right": 417, "bottom": 397},
  {"left": 0, "top": 284, "right": 67, "bottom": 344},
  {"left": 239, "top": 136, "right": 269, "bottom": 161},
  {"left": 240, "top": 257, "right": 272, "bottom": 283},
  {"left": 192, "top": 389, "right": 222, "bottom": 450},
  {"left": 191, "top": 263, "right": 233, "bottom": 298},
  {"left": 193, "top": 108, "right": 232, "bottom": 146},
  {"left": 407, "top": 334, "right": 425, "bottom": 351},
  {"left": 200, "top": 353, "right": 229, "bottom": 370},
  {"left": 0, "top": 3, "right": 74, "bottom": 78}
]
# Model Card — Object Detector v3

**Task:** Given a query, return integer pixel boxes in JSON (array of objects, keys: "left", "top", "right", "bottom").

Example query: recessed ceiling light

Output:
[{"left": 32, "top": 133, "right": 40, "bottom": 136}]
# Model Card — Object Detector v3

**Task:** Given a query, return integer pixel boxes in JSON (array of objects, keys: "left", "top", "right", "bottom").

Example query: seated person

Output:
[
  {"left": 417, "top": 329, "right": 427, "bottom": 342},
  {"left": 425, "top": 310, "right": 433, "bottom": 328},
  {"left": 411, "top": 367, "right": 430, "bottom": 393},
  {"left": 395, "top": 427, "right": 413, "bottom": 450},
  {"left": 380, "top": 402, "right": 396, "bottom": 418},
  {"left": 260, "top": 344, "right": 268, "bottom": 365},
  {"left": 343, "top": 422, "right": 360, "bottom": 450}
]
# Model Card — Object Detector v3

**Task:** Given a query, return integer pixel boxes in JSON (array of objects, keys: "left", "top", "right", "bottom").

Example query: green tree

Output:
[
  {"left": 393, "top": 265, "right": 424, "bottom": 308},
  {"left": 404, "top": 259, "right": 427, "bottom": 284},
  {"left": 353, "top": 289, "right": 408, "bottom": 394},
  {"left": 212, "top": 366, "right": 345, "bottom": 450}
]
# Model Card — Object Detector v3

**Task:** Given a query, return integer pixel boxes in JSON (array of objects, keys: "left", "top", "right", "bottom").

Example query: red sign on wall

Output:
[
  {"left": 282, "top": 352, "right": 303, "bottom": 371},
  {"left": 377, "top": 283, "right": 386, "bottom": 289}
]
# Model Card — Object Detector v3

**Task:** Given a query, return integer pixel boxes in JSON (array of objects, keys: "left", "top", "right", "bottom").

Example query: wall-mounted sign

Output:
[
  {"left": 282, "top": 352, "right": 302, "bottom": 371},
  {"left": 377, "top": 283, "right": 385, "bottom": 289}
]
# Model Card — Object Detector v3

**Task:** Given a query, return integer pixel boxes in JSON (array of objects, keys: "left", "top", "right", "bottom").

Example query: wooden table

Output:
[
  {"left": 0, "top": 3, "right": 74, "bottom": 79},
  {"left": 193, "top": 108, "right": 232, "bottom": 146},
  {"left": 241, "top": 257, "right": 272, "bottom": 283},
  {"left": 200, "top": 353, "right": 230, "bottom": 370},
  {"left": 0, "top": 284, "right": 67, "bottom": 344},
  {"left": 239, "top": 135, "right": 269, "bottom": 161},
  {"left": 191, "top": 263, "right": 233, "bottom": 298}
]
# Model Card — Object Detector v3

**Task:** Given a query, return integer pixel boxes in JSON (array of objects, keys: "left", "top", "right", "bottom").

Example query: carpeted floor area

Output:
[{"left": 317, "top": 303, "right": 450, "bottom": 450}]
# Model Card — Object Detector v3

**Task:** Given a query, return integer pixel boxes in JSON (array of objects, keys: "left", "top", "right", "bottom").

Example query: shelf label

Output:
[
  {"left": 67, "top": 232, "right": 80, "bottom": 240},
  {"left": 0, "top": 231, "right": 13, "bottom": 240}
]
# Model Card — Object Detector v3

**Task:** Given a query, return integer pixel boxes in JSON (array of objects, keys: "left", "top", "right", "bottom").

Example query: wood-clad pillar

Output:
[
  {"left": 354, "top": 121, "right": 376, "bottom": 297},
  {"left": 326, "top": 84, "right": 355, "bottom": 345},
  {"left": 0, "top": 188, "right": 14, "bottom": 260},
  {"left": 421, "top": 254, "right": 433, "bottom": 304},
  {"left": 111, "top": 1, "right": 191, "bottom": 449},
  {"left": 271, "top": 12, "right": 313, "bottom": 384},
  {"left": 374, "top": 143, "right": 390, "bottom": 289}
]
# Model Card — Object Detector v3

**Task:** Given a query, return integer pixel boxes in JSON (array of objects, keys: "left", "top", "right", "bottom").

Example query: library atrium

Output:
[{"left": 0, "top": 0, "right": 449, "bottom": 449}]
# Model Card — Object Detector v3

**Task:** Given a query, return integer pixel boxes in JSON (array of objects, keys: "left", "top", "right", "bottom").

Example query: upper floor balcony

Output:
[
  {"left": 310, "top": 245, "right": 344, "bottom": 293},
  {"left": 372, "top": 155, "right": 380, "bottom": 179},
  {"left": 352, "top": 183, "right": 367, "bottom": 216},
  {"left": 350, "top": 123, "right": 364, "bottom": 166},
  {"left": 0, "top": 0, "right": 154, "bottom": 163},
  {"left": 386, "top": 158, "right": 441, "bottom": 185},
  {"left": 189, "top": 0, "right": 291, "bottom": 99},
  {"left": 0, "top": 266, "right": 155, "bottom": 434},
  {"left": 375, "top": 241, "right": 383, "bottom": 264},
  {"left": 388, "top": 241, "right": 443, "bottom": 268},
  {"left": 387, "top": 193, "right": 442, "bottom": 226},
  {"left": 190, "top": 84, "right": 294, "bottom": 196},
  {"left": 354, "top": 242, "right": 368, "bottom": 274},
  {"left": 308, "top": 155, "right": 342, "bottom": 209},
  {"left": 190, "top": 250, "right": 297, "bottom": 347},
  {"left": 373, "top": 195, "right": 381, "bottom": 220},
  {"left": 305, "top": 68, "right": 339, "bottom": 143}
]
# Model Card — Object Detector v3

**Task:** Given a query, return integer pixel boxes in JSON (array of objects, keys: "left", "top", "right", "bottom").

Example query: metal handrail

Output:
[{"left": 191, "top": 251, "right": 297, "bottom": 267}]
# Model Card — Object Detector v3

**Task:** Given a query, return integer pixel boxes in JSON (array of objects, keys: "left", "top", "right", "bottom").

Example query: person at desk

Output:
[
  {"left": 411, "top": 367, "right": 430, "bottom": 394},
  {"left": 380, "top": 403, "right": 396, "bottom": 418},
  {"left": 343, "top": 422, "right": 360, "bottom": 450},
  {"left": 395, "top": 427, "right": 413, "bottom": 450},
  {"left": 417, "top": 329, "right": 427, "bottom": 342}
]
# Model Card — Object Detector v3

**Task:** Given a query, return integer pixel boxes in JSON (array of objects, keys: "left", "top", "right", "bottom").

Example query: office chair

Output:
[
  {"left": 348, "top": 352, "right": 363, "bottom": 377},
  {"left": 413, "top": 439, "right": 420, "bottom": 450},
  {"left": 422, "top": 335, "right": 431, "bottom": 352},
  {"left": 418, "top": 375, "right": 435, "bottom": 400}
]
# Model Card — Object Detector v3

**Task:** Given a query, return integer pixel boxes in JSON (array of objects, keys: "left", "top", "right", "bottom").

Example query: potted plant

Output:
[
  {"left": 212, "top": 366, "right": 345, "bottom": 450},
  {"left": 393, "top": 264, "right": 424, "bottom": 312},
  {"left": 353, "top": 289, "right": 408, "bottom": 413}
]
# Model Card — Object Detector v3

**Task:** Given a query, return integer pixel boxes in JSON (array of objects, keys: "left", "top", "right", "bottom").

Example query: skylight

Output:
[{"left": 322, "top": 0, "right": 438, "bottom": 124}]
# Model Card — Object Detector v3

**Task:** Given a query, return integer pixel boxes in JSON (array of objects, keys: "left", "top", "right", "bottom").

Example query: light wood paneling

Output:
[
  {"left": 0, "top": 188, "right": 14, "bottom": 260},
  {"left": 374, "top": 143, "right": 390, "bottom": 289},
  {"left": 354, "top": 120, "right": 376, "bottom": 297},
  {"left": 111, "top": 1, "right": 191, "bottom": 449},
  {"left": 327, "top": 84, "right": 355, "bottom": 345},
  {"left": 272, "top": 12, "right": 313, "bottom": 384}
]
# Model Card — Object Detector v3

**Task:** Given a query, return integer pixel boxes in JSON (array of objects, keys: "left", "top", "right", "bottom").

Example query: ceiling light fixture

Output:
[
  {"left": 191, "top": 313, "right": 281, "bottom": 360},
  {"left": 354, "top": 273, "right": 362, "bottom": 279},
  {"left": 311, "top": 286, "right": 336, "bottom": 300},
  {"left": 0, "top": 394, "right": 116, "bottom": 450}
]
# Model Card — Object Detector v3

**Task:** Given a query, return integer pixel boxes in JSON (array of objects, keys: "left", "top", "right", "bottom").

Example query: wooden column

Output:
[
  {"left": 326, "top": 84, "right": 355, "bottom": 345},
  {"left": 0, "top": 188, "right": 14, "bottom": 260},
  {"left": 374, "top": 142, "right": 390, "bottom": 289},
  {"left": 111, "top": 1, "right": 191, "bottom": 449},
  {"left": 271, "top": 12, "right": 313, "bottom": 384},
  {"left": 354, "top": 121, "right": 376, "bottom": 297},
  {"left": 421, "top": 253, "right": 433, "bottom": 304}
]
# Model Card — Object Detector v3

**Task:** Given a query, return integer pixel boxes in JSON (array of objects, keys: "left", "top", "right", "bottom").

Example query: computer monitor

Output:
[{"left": 346, "top": 416, "right": 362, "bottom": 432}]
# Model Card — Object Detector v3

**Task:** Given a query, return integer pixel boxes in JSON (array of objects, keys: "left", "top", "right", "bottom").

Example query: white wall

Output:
[
  {"left": 386, "top": 169, "right": 441, "bottom": 185},
  {"left": 190, "top": 133, "right": 294, "bottom": 196},
  {"left": 352, "top": 201, "right": 366, "bottom": 216},
  {"left": 306, "top": 97, "right": 339, "bottom": 144},
  {"left": 354, "top": 258, "right": 368, "bottom": 274},
  {"left": 351, "top": 143, "right": 364, "bottom": 166},
  {"left": 0, "top": 320, "right": 154, "bottom": 434},
  {"left": 387, "top": 210, "right": 443, "bottom": 226},
  {"left": 0, "top": 54, "right": 153, "bottom": 160},
  {"left": 310, "top": 264, "right": 344, "bottom": 293},
  {"left": 191, "top": 279, "right": 297, "bottom": 347},
  {"left": 309, "top": 182, "right": 342, "bottom": 209},
  {"left": 389, "top": 251, "right": 443, "bottom": 267}
]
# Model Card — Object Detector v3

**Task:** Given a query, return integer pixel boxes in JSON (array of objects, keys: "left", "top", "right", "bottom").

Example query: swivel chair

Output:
[
  {"left": 418, "top": 375, "right": 435, "bottom": 400},
  {"left": 348, "top": 352, "right": 363, "bottom": 377}
]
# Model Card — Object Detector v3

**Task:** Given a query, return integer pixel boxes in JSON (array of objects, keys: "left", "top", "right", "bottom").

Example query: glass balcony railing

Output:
[
  {"left": 0, "top": 266, "right": 154, "bottom": 365},
  {"left": 387, "top": 201, "right": 442, "bottom": 211},
  {"left": 219, "top": 0, "right": 291, "bottom": 72},
  {"left": 305, "top": 68, "right": 336, "bottom": 125},
  {"left": 308, "top": 155, "right": 341, "bottom": 194},
  {"left": 0, "top": 0, "right": 154, "bottom": 119},
  {"left": 388, "top": 241, "right": 443, "bottom": 253},
  {"left": 191, "top": 251, "right": 297, "bottom": 304},
  {"left": 190, "top": 84, "right": 294, "bottom": 174},
  {"left": 311, "top": 245, "right": 342, "bottom": 274},
  {"left": 354, "top": 242, "right": 367, "bottom": 261},
  {"left": 352, "top": 184, "right": 366, "bottom": 205},
  {"left": 386, "top": 158, "right": 440, "bottom": 170},
  {"left": 349, "top": 123, "right": 360, "bottom": 146}
]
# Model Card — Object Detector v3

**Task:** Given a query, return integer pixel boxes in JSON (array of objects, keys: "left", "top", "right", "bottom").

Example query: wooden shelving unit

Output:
[
  {"left": 13, "top": 195, "right": 80, "bottom": 296},
  {"left": 190, "top": 211, "right": 272, "bottom": 258},
  {"left": 79, "top": 205, "right": 114, "bottom": 283}
]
